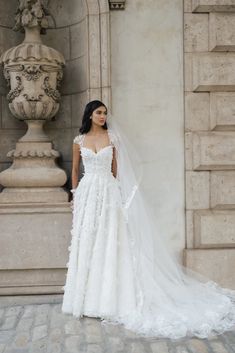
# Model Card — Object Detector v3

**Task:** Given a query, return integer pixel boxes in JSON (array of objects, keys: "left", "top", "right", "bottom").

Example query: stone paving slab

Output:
[{"left": 0, "top": 301, "right": 234, "bottom": 353}]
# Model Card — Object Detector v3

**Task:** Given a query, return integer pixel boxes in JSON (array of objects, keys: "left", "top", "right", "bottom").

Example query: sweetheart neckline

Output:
[{"left": 81, "top": 145, "right": 113, "bottom": 155}]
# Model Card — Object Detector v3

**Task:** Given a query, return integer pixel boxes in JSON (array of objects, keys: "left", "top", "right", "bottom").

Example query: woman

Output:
[{"left": 62, "top": 100, "right": 235, "bottom": 339}]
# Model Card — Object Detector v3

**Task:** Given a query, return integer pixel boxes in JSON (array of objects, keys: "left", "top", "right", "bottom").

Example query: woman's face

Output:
[{"left": 91, "top": 106, "right": 107, "bottom": 126}]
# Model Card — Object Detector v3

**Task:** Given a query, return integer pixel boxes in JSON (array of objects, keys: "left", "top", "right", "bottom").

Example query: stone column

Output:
[{"left": 0, "top": 1, "right": 68, "bottom": 203}]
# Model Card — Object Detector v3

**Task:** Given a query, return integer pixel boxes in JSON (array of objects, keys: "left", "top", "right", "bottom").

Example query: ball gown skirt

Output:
[{"left": 61, "top": 133, "right": 235, "bottom": 339}]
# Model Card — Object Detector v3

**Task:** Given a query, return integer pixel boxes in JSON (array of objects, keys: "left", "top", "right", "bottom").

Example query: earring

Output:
[{"left": 90, "top": 116, "right": 92, "bottom": 119}]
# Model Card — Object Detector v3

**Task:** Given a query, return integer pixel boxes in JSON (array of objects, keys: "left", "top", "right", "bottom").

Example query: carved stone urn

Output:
[{"left": 0, "top": 0, "right": 68, "bottom": 203}]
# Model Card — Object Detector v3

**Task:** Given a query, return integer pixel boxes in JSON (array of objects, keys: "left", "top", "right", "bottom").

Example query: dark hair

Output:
[{"left": 79, "top": 100, "right": 108, "bottom": 134}]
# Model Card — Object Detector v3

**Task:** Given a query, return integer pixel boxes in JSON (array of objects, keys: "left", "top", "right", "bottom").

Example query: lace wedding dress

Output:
[{"left": 61, "top": 128, "right": 235, "bottom": 339}]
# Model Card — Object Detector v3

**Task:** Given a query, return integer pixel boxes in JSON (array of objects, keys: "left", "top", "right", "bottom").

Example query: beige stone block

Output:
[
  {"left": 194, "top": 210, "right": 235, "bottom": 248},
  {"left": 43, "top": 28, "right": 70, "bottom": 61},
  {"left": 192, "top": 131, "right": 235, "bottom": 170},
  {"left": 183, "top": 248, "right": 235, "bottom": 289},
  {"left": 210, "top": 92, "right": 235, "bottom": 130},
  {"left": 186, "top": 210, "right": 194, "bottom": 248},
  {"left": 192, "top": 0, "right": 235, "bottom": 13},
  {"left": 186, "top": 171, "right": 210, "bottom": 209},
  {"left": 209, "top": 13, "right": 235, "bottom": 51},
  {"left": 184, "top": 14, "right": 208, "bottom": 52},
  {"left": 88, "top": 88, "right": 102, "bottom": 101},
  {"left": 88, "top": 15, "right": 101, "bottom": 88},
  {"left": 184, "top": 53, "right": 193, "bottom": 92},
  {"left": 70, "top": 18, "right": 88, "bottom": 60},
  {"left": 101, "top": 87, "right": 111, "bottom": 108},
  {"left": 211, "top": 171, "right": 235, "bottom": 208},
  {"left": 1, "top": 96, "right": 25, "bottom": 129},
  {"left": 46, "top": 95, "right": 72, "bottom": 129},
  {"left": 100, "top": 12, "right": 110, "bottom": 87},
  {"left": 192, "top": 53, "right": 235, "bottom": 91},
  {"left": 185, "top": 92, "right": 210, "bottom": 131},
  {"left": 0, "top": 269, "right": 65, "bottom": 295},
  {"left": 71, "top": 91, "right": 89, "bottom": 128},
  {"left": 0, "top": 129, "right": 26, "bottom": 163},
  {"left": 184, "top": 0, "right": 192, "bottom": 12},
  {"left": 185, "top": 132, "right": 193, "bottom": 170},
  {"left": 0, "top": 203, "right": 72, "bottom": 269},
  {"left": 48, "top": 0, "right": 87, "bottom": 27},
  {"left": 61, "top": 55, "right": 89, "bottom": 95}
]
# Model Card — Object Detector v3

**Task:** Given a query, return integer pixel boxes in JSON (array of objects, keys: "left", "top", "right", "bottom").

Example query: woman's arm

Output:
[
  {"left": 111, "top": 146, "right": 117, "bottom": 178},
  {"left": 71, "top": 143, "right": 81, "bottom": 189}
]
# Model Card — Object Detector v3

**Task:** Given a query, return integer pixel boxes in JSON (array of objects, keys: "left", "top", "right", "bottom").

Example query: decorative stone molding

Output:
[{"left": 109, "top": 0, "right": 126, "bottom": 10}]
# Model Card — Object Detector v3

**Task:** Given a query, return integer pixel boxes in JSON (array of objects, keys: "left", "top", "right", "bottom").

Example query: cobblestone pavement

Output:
[{"left": 0, "top": 301, "right": 235, "bottom": 353}]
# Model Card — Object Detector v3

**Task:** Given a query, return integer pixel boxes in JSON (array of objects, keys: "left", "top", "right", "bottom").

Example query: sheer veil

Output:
[{"left": 106, "top": 114, "right": 235, "bottom": 339}]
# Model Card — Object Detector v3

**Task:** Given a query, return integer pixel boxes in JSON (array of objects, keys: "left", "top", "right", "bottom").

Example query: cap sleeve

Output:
[{"left": 73, "top": 134, "right": 84, "bottom": 146}]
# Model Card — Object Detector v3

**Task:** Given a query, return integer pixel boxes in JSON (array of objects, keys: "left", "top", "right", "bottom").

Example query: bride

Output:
[{"left": 61, "top": 100, "right": 235, "bottom": 339}]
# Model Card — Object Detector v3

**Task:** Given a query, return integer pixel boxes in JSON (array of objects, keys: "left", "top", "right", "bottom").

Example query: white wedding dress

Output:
[{"left": 61, "top": 128, "right": 235, "bottom": 339}]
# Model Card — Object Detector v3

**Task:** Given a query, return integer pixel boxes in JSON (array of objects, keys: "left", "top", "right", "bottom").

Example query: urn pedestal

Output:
[{"left": 0, "top": 20, "right": 71, "bottom": 295}]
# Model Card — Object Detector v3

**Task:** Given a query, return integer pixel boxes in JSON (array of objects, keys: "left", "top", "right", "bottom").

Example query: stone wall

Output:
[
  {"left": 110, "top": 0, "right": 185, "bottom": 259},
  {"left": 184, "top": 0, "right": 235, "bottom": 288}
]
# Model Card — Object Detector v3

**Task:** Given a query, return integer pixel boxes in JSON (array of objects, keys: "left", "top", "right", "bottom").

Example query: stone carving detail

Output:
[
  {"left": 0, "top": 0, "right": 67, "bottom": 202},
  {"left": 22, "top": 64, "right": 43, "bottom": 81},
  {"left": 42, "top": 76, "right": 61, "bottom": 102},
  {"left": 109, "top": 0, "right": 126, "bottom": 10},
  {"left": 13, "top": 0, "right": 50, "bottom": 34},
  {"left": 7, "top": 76, "right": 23, "bottom": 103}
]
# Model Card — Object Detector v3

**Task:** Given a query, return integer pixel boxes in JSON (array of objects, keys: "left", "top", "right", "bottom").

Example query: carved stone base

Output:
[{"left": 0, "top": 187, "right": 68, "bottom": 203}]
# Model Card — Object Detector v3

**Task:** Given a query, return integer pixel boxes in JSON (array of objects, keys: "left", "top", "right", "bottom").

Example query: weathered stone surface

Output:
[
  {"left": 61, "top": 56, "right": 89, "bottom": 95},
  {"left": 186, "top": 210, "right": 194, "bottom": 248},
  {"left": 71, "top": 91, "right": 89, "bottom": 128},
  {"left": 186, "top": 171, "right": 210, "bottom": 209},
  {"left": 44, "top": 28, "right": 70, "bottom": 61},
  {"left": 184, "top": 0, "right": 192, "bottom": 12},
  {"left": 0, "top": 204, "right": 72, "bottom": 268},
  {"left": 1, "top": 96, "right": 25, "bottom": 129},
  {"left": 184, "top": 248, "right": 235, "bottom": 289},
  {"left": 184, "top": 14, "right": 208, "bottom": 52},
  {"left": 192, "top": 132, "right": 235, "bottom": 170},
  {"left": 88, "top": 14, "right": 101, "bottom": 88},
  {"left": 185, "top": 132, "right": 193, "bottom": 170},
  {"left": 46, "top": 95, "right": 72, "bottom": 129},
  {"left": 0, "top": 27, "right": 24, "bottom": 55},
  {"left": 185, "top": 92, "right": 210, "bottom": 131},
  {"left": 46, "top": 128, "right": 72, "bottom": 162},
  {"left": 48, "top": 0, "right": 87, "bottom": 27},
  {"left": 211, "top": 171, "right": 235, "bottom": 208},
  {"left": 210, "top": 92, "right": 235, "bottom": 130},
  {"left": 0, "top": 129, "right": 26, "bottom": 163},
  {"left": 192, "top": 0, "right": 235, "bottom": 13},
  {"left": 187, "top": 338, "right": 210, "bottom": 353},
  {"left": 192, "top": 53, "right": 235, "bottom": 91},
  {"left": 0, "top": 0, "right": 18, "bottom": 27},
  {"left": 194, "top": 210, "right": 235, "bottom": 247},
  {"left": 209, "top": 13, "right": 235, "bottom": 51},
  {"left": 70, "top": 18, "right": 88, "bottom": 60}
]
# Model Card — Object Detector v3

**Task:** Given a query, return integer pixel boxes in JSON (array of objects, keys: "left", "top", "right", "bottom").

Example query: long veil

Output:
[{"left": 105, "top": 115, "right": 235, "bottom": 339}]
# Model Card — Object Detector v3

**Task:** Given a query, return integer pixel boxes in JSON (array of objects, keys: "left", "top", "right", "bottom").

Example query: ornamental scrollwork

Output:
[
  {"left": 42, "top": 76, "right": 61, "bottom": 102},
  {"left": 7, "top": 76, "right": 23, "bottom": 103},
  {"left": 22, "top": 64, "right": 43, "bottom": 81}
]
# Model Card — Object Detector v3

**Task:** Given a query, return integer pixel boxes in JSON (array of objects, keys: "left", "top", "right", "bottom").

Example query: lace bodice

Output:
[{"left": 73, "top": 130, "right": 116, "bottom": 177}]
